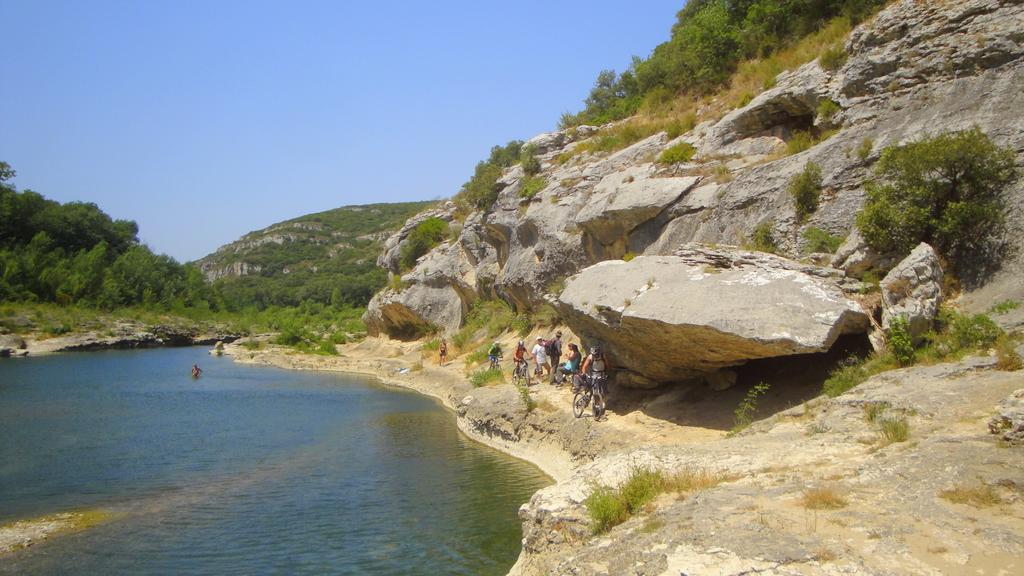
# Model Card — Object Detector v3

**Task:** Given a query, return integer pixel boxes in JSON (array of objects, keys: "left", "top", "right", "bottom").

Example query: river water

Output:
[{"left": 0, "top": 347, "right": 549, "bottom": 575}]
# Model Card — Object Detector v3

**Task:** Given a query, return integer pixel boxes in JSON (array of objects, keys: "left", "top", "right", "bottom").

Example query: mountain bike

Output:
[
  {"left": 512, "top": 358, "right": 530, "bottom": 386},
  {"left": 488, "top": 354, "right": 502, "bottom": 371},
  {"left": 572, "top": 373, "right": 607, "bottom": 420}
]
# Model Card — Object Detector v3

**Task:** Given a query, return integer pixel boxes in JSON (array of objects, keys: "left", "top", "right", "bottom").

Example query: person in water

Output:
[{"left": 191, "top": 364, "right": 203, "bottom": 378}]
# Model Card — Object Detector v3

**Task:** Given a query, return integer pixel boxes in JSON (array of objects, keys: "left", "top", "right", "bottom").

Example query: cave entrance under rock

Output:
[{"left": 605, "top": 333, "right": 874, "bottom": 432}]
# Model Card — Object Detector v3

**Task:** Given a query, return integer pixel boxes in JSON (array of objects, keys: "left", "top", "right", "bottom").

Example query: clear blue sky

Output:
[{"left": 1, "top": 0, "right": 683, "bottom": 262}]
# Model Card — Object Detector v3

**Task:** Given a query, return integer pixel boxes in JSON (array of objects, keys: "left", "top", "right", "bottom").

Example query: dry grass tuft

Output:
[
  {"left": 939, "top": 484, "right": 1004, "bottom": 508},
  {"left": 802, "top": 486, "right": 848, "bottom": 510},
  {"left": 663, "top": 468, "right": 732, "bottom": 495},
  {"left": 878, "top": 416, "right": 910, "bottom": 445},
  {"left": 813, "top": 546, "right": 838, "bottom": 562}
]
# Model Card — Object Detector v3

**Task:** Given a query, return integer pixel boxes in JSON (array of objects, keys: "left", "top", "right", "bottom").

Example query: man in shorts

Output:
[{"left": 531, "top": 337, "right": 548, "bottom": 379}]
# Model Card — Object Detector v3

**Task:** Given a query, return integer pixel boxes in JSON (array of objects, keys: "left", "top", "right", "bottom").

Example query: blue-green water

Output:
[{"left": 0, "top": 348, "right": 548, "bottom": 575}]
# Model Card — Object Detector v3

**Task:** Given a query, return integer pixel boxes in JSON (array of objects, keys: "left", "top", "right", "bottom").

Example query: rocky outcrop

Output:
[
  {"left": 515, "top": 356, "right": 1024, "bottom": 575},
  {"left": 377, "top": 201, "right": 458, "bottom": 274},
  {"left": 575, "top": 166, "right": 700, "bottom": 259},
  {"left": 989, "top": 388, "right": 1024, "bottom": 445},
  {"left": 365, "top": 0, "right": 1024, "bottom": 359},
  {"left": 18, "top": 324, "right": 239, "bottom": 356},
  {"left": 0, "top": 334, "right": 27, "bottom": 357},
  {"left": 831, "top": 227, "right": 896, "bottom": 278},
  {"left": 880, "top": 243, "right": 943, "bottom": 342},
  {"left": 555, "top": 248, "right": 869, "bottom": 384}
]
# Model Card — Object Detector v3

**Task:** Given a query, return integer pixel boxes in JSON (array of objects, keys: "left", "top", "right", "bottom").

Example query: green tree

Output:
[
  {"left": 789, "top": 161, "right": 823, "bottom": 221},
  {"left": 856, "top": 128, "right": 1017, "bottom": 257}
]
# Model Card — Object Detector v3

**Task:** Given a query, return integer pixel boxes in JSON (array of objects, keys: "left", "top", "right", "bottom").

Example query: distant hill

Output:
[{"left": 195, "top": 201, "right": 434, "bottom": 309}]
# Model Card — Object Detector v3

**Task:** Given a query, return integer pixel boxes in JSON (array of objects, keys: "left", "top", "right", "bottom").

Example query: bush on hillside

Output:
[
  {"left": 802, "top": 227, "right": 842, "bottom": 254},
  {"left": 818, "top": 44, "right": 847, "bottom": 71},
  {"left": 789, "top": 162, "right": 823, "bottom": 221},
  {"left": 887, "top": 315, "right": 914, "bottom": 366},
  {"left": 454, "top": 141, "right": 524, "bottom": 211},
  {"left": 519, "top": 176, "right": 546, "bottom": 199},
  {"left": 856, "top": 128, "right": 1017, "bottom": 258},
  {"left": 658, "top": 142, "right": 697, "bottom": 164},
  {"left": 398, "top": 217, "right": 448, "bottom": 271},
  {"left": 561, "top": 0, "right": 887, "bottom": 128},
  {"left": 816, "top": 98, "right": 841, "bottom": 123},
  {"left": 746, "top": 221, "right": 778, "bottom": 253},
  {"left": 520, "top": 145, "right": 541, "bottom": 176}
]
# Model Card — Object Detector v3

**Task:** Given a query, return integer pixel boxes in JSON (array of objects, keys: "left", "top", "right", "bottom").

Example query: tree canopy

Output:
[
  {"left": 561, "top": 0, "right": 887, "bottom": 127},
  {"left": 856, "top": 128, "right": 1017, "bottom": 258},
  {"left": 0, "top": 162, "right": 218, "bottom": 309}
]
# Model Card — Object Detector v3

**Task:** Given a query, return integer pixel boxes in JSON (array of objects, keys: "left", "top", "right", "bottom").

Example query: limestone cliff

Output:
[{"left": 365, "top": 0, "right": 1024, "bottom": 375}]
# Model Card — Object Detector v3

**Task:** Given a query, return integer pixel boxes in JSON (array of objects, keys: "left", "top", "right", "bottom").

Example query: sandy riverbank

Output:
[{"left": 221, "top": 332, "right": 732, "bottom": 484}]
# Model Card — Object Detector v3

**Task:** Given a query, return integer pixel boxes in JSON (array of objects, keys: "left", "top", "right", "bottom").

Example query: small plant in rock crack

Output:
[{"left": 732, "top": 382, "right": 771, "bottom": 433}]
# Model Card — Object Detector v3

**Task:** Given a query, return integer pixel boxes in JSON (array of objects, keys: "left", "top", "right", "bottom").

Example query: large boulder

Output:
[
  {"left": 575, "top": 165, "right": 700, "bottom": 254},
  {"left": 880, "top": 243, "right": 943, "bottom": 342},
  {"left": 555, "top": 248, "right": 870, "bottom": 383},
  {"left": 0, "top": 334, "right": 26, "bottom": 350},
  {"left": 363, "top": 241, "right": 478, "bottom": 338},
  {"left": 363, "top": 283, "right": 464, "bottom": 338}
]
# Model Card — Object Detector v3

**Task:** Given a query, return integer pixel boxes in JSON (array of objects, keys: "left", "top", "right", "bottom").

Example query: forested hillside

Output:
[
  {"left": 0, "top": 162, "right": 217, "bottom": 310},
  {"left": 194, "top": 201, "right": 433, "bottom": 310}
]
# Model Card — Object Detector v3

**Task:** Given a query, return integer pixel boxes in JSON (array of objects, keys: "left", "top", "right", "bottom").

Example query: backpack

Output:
[{"left": 545, "top": 338, "right": 558, "bottom": 356}]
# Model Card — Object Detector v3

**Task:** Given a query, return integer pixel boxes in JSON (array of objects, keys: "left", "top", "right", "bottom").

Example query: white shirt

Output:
[{"left": 531, "top": 344, "right": 547, "bottom": 363}]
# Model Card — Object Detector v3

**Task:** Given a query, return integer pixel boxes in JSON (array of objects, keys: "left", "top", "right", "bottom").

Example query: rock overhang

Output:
[{"left": 556, "top": 252, "right": 869, "bottom": 382}]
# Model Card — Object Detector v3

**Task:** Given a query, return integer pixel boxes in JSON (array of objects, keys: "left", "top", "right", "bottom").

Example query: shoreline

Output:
[{"left": 221, "top": 338, "right": 576, "bottom": 482}]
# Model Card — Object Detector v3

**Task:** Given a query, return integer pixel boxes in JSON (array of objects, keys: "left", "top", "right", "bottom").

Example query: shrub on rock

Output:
[{"left": 855, "top": 127, "right": 1017, "bottom": 258}]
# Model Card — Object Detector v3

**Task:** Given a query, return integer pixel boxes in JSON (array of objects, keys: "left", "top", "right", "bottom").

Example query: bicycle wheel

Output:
[
  {"left": 592, "top": 388, "right": 605, "bottom": 420},
  {"left": 572, "top": 392, "right": 588, "bottom": 418}
]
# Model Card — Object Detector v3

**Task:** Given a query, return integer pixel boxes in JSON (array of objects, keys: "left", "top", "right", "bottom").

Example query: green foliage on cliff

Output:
[
  {"left": 399, "top": 217, "right": 448, "bottom": 271},
  {"left": 519, "top": 176, "right": 547, "bottom": 199},
  {"left": 823, "top": 308, "right": 1007, "bottom": 397},
  {"left": 856, "top": 127, "right": 1017, "bottom": 258},
  {"left": 560, "top": 0, "right": 886, "bottom": 128},
  {"left": 0, "top": 162, "right": 218, "bottom": 310},
  {"left": 789, "top": 161, "right": 823, "bottom": 221},
  {"left": 801, "top": 227, "right": 843, "bottom": 254},
  {"left": 658, "top": 142, "right": 697, "bottom": 164},
  {"left": 455, "top": 141, "right": 524, "bottom": 211}
]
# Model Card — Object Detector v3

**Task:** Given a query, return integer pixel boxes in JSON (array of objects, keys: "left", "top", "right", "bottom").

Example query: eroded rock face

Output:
[
  {"left": 377, "top": 201, "right": 458, "bottom": 274},
  {"left": 880, "top": 243, "right": 943, "bottom": 342},
  {"left": 575, "top": 165, "right": 700, "bottom": 257},
  {"left": 831, "top": 227, "right": 897, "bottom": 279},
  {"left": 365, "top": 0, "right": 1024, "bottom": 340},
  {"left": 841, "top": 0, "right": 1024, "bottom": 98},
  {"left": 989, "top": 388, "right": 1024, "bottom": 445},
  {"left": 556, "top": 249, "right": 869, "bottom": 383}
]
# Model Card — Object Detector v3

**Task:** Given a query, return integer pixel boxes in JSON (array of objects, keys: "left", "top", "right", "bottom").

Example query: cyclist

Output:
[
  {"left": 580, "top": 345, "right": 611, "bottom": 400},
  {"left": 513, "top": 340, "right": 531, "bottom": 382},
  {"left": 487, "top": 341, "right": 502, "bottom": 369}
]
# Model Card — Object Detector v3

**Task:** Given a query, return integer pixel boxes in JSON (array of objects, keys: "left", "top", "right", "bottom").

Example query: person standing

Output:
[
  {"left": 548, "top": 331, "right": 563, "bottom": 384},
  {"left": 439, "top": 338, "right": 448, "bottom": 366},
  {"left": 531, "top": 337, "right": 548, "bottom": 379}
]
